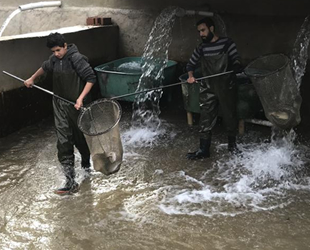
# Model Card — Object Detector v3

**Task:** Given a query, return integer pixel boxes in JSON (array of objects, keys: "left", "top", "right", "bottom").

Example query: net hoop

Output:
[
  {"left": 77, "top": 99, "right": 122, "bottom": 136},
  {"left": 244, "top": 53, "right": 289, "bottom": 78}
]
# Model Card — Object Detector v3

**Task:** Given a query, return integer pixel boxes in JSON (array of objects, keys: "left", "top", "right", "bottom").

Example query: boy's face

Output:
[{"left": 51, "top": 43, "right": 67, "bottom": 59}]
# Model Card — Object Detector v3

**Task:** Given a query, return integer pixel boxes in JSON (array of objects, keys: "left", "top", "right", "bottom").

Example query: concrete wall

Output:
[
  {"left": 0, "top": 0, "right": 309, "bottom": 65},
  {"left": 0, "top": 26, "right": 118, "bottom": 91}
]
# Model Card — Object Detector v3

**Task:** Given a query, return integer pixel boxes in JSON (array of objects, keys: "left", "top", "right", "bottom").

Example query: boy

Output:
[{"left": 24, "top": 32, "right": 96, "bottom": 194}]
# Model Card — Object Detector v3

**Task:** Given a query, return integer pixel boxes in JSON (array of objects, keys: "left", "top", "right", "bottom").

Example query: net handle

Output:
[
  {"left": 3, "top": 71, "right": 79, "bottom": 107},
  {"left": 109, "top": 70, "right": 234, "bottom": 100},
  {"left": 4, "top": 70, "right": 233, "bottom": 105},
  {"left": 91, "top": 71, "right": 232, "bottom": 135}
]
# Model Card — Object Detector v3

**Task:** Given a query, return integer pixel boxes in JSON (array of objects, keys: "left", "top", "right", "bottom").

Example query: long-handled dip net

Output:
[
  {"left": 3, "top": 71, "right": 123, "bottom": 175},
  {"left": 78, "top": 99, "right": 123, "bottom": 176}
]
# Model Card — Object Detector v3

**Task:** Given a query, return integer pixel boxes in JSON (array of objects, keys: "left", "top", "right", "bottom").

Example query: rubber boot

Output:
[
  {"left": 55, "top": 164, "right": 79, "bottom": 195},
  {"left": 55, "top": 179, "right": 79, "bottom": 195},
  {"left": 186, "top": 138, "right": 211, "bottom": 160},
  {"left": 228, "top": 136, "right": 241, "bottom": 155},
  {"left": 81, "top": 157, "right": 91, "bottom": 174}
]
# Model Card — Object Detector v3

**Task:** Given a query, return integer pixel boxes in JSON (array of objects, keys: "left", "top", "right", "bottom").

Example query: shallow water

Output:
[{"left": 1, "top": 108, "right": 310, "bottom": 250}]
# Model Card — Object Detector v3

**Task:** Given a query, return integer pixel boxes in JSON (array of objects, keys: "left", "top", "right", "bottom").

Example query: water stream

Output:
[
  {"left": 213, "top": 13, "right": 227, "bottom": 37},
  {"left": 131, "top": 7, "right": 179, "bottom": 129},
  {"left": 291, "top": 15, "right": 310, "bottom": 89}
]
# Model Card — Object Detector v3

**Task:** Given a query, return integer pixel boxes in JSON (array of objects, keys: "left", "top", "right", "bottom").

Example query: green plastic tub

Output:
[{"left": 95, "top": 57, "right": 177, "bottom": 102}]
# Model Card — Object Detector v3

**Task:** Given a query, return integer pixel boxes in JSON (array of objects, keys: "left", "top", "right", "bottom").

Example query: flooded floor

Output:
[{"left": 1, "top": 105, "right": 310, "bottom": 250}]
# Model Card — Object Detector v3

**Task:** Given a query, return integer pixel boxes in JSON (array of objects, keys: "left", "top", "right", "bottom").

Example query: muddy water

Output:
[{"left": 1, "top": 109, "right": 310, "bottom": 250}]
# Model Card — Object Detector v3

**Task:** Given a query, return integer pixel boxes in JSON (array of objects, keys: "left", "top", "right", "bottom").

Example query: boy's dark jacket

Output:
[{"left": 42, "top": 44, "right": 96, "bottom": 102}]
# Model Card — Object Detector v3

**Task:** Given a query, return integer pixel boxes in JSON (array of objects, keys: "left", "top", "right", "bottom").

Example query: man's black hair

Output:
[
  {"left": 196, "top": 17, "right": 215, "bottom": 31},
  {"left": 46, "top": 32, "right": 66, "bottom": 48}
]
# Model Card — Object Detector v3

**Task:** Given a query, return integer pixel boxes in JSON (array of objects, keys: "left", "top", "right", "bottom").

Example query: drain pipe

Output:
[
  {"left": 0, "top": 1, "right": 62, "bottom": 37},
  {"left": 176, "top": 8, "right": 214, "bottom": 17}
]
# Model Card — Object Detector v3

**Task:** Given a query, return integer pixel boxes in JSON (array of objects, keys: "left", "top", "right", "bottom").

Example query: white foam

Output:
[
  {"left": 121, "top": 121, "right": 176, "bottom": 148},
  {"left": 157, "top": 134, "right": 310, "bottom": 217},
  {"left": 122, "top": 127, "right": 161, "bottom": 147},
  {"left": 117, "top": 61, "right": 141, "bottom": 72}
]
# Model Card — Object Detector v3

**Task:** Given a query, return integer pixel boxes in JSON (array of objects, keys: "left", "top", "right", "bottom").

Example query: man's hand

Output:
[
  {"left": 24, "top": 78, "right": 34, "bottom": 88},
  {"left": 233, "top": 64, "right": 244, "bottom": 74},
  {"left": 187, "top": 76, "right": 196, "bottom": 84}
]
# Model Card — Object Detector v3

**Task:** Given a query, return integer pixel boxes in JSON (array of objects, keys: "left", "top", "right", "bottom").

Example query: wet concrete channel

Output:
[{"left": 0, "top": 104, "right": 310, "bottom": 250}]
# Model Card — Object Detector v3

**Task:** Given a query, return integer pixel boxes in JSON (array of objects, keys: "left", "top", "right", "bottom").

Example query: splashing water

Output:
[
  {"left": 122, "top": 120, "right": 177, "bottom": 148},
  {"left": 132, "top": 7, "right": 179, "bottom": 128},
  {"left": 291, "top": 15, "right": 310, "bottom": 89},
  {"left": 156, "top": 130, "right": 310, "bottom": 217},
  {"left": 117, "top": 61, "right": 142, "bottom": 73}
]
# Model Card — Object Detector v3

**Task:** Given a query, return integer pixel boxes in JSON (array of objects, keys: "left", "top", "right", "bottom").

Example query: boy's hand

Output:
[{"left": 75, "top": 98, "right": 83, "bottom": 110}]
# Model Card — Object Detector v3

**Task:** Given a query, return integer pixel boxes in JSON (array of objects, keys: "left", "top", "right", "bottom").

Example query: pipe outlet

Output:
[
  {"left": 19, "top": 1, "right": 61, "bottom": 11},
  {"left": 176, "top": 9, "right": 214, "bottom": 17}
]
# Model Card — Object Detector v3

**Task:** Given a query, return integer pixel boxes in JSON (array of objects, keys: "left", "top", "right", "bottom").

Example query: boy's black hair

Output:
[
  {"left": 46, "top": 32, "right": 66, "bottom": 48},
  {"left": 196, "top": 17, "right": 215, "bottom": 31}
]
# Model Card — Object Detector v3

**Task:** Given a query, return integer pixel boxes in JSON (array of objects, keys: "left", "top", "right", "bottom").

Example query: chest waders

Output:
[
  {"left": 187, "top": 53, "right": 238, "bottom": 160},
  {"left": 53, "top": 67, "right": 91, "bottom": 190}
]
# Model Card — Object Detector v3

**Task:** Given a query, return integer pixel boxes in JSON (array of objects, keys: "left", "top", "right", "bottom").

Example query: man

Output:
[
  {"left": 186, "top": 17, "right": 242, "bottom": 160},
  {"left": 24, "top": 32, "right": 96, "bottom": 194}
]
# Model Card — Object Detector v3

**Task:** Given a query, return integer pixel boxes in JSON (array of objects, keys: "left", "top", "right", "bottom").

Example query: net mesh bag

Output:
[
  {"left": 78, "top": 99, "right": 123, "bottom": 175},
  {"left": 244, "top": 54, "right": 302, "bottom": 129},
  {"left": 78, "top": 99, "right": 122, "bottom": 136}
]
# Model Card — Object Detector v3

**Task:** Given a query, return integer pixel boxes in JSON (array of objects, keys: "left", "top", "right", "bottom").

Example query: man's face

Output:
[
  {"left": 197, "top": 23, "right": 211, "bottom": 40},
  {"left": 51, "top": 43, "right": 67, "bottom": 59}
]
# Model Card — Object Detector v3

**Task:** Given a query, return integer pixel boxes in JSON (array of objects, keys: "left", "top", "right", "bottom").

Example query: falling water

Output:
[
  {"left": 132, "top": 7, "right": 179, "bottom": 128},
  {"left": 290, "top": 15, "right": 310, "bottom": 89},
  {"left": 213, "top": 13, "right": 227, "bottom": 37}
]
